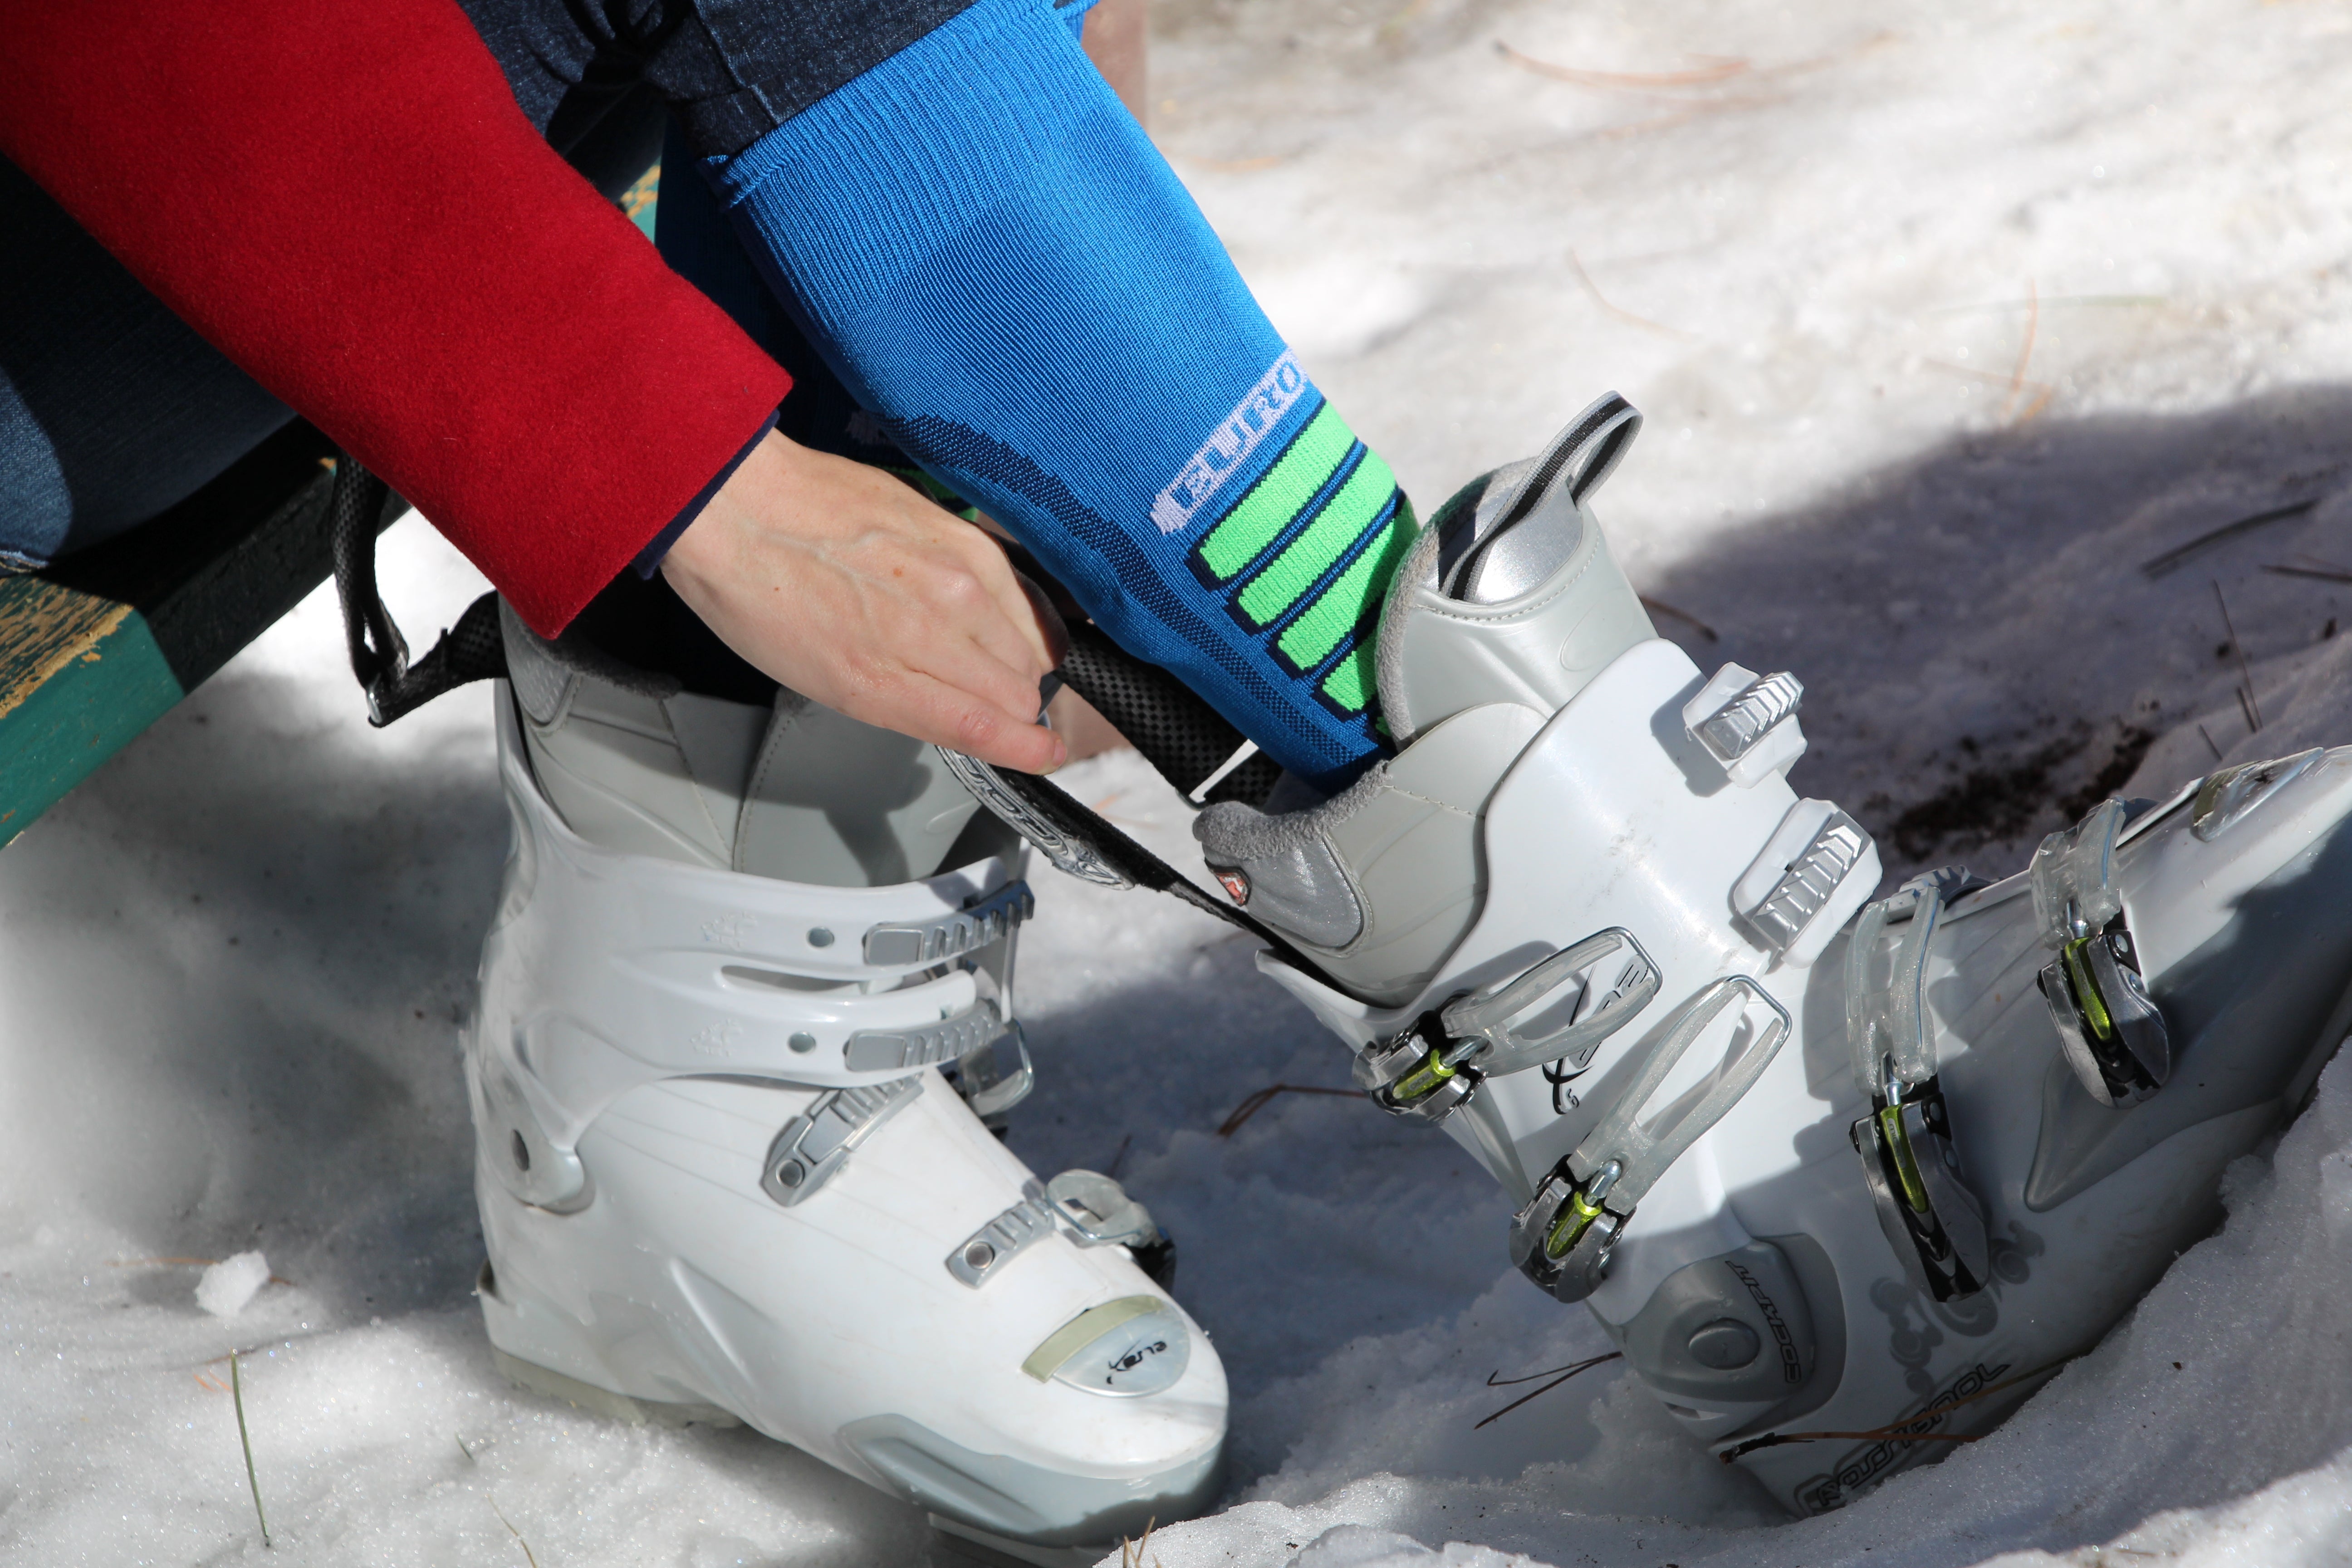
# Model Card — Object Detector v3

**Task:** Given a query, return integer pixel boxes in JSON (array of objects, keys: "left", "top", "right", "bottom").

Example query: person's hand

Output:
[{"left": 661, "top": 429, "right": 1069, "bottom": 773}]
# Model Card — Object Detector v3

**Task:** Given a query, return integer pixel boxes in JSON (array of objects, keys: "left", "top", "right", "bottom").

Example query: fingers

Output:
[
  {"left": 879, "top": 629, "right": 1051, "bottom": 740},
  {"left": 663, "top": 429, "right": 1072, "bottom": 774},
  {"left": 834, "top": 665, "right": 1067, "bottom": 774}
]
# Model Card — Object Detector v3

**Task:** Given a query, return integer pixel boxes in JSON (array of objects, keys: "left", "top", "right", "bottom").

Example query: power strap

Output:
[
  {"left": 934, "top": 745, "right": 1315, "bottom": 973},
  {"left": 1055, "top": 622, "right": 1282, "bottom": 808},
  {"left": 328, "top": 454, "right": 508, "bottom": 725}
]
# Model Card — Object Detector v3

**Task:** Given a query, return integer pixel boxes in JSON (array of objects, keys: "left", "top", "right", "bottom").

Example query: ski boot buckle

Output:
[
  {"left": 1510, "top": 974, "right": 1790, "bottom": 1303},
  {"left": 1355, "top": 927, "right": 1660, "bottom": 1124},
  {"left": 2030, "top": 799, "right": 2170, "bottom": 1107},
  {"left": 1852, "top": 1061, "right": 1992, "bottom": 1301},
  {"left": 948, "top": 1169, "right": 1175, "bottom": 1289},
  {"left": 1844, "top": 872, "right": 1993, "bottom": 1300}
]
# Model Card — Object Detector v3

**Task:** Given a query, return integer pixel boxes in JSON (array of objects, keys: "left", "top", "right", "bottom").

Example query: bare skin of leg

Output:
[{"left": 1082, "top": 0, "right": 1147, "bottom": 126}]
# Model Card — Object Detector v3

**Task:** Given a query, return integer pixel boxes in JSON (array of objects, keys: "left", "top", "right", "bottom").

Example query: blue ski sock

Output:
[{"left": 703, "top": 0, "right": 1411, "bottom": 790}]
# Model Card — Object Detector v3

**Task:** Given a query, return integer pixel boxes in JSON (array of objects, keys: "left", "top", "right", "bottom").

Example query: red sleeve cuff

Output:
[
  {"left": 633, "top": 407, "right": 779, "bottom": 578},
  {"left": 0, "top": 0, "right": 793, "bottom": 635}
]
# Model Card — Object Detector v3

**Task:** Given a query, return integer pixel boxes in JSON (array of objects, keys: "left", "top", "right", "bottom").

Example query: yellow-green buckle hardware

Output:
[
  {"left": 1391, "top": 1045, "right": 1457, "bottom": 1104},
  {"left": 1544, "top": 1159, "right": 1623, "bottom": 1260},
  {"left": 1877, "top": 1101, "right": 1931, "bottom": 1214},
  {"left": 2060, "top": 935, "right": 2116, "bottom": 1040}
]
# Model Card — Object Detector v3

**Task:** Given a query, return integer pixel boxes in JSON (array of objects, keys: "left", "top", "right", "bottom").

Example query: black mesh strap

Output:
[
  {"left": 329, "top": 459, "right": 406, "bottom": 697},
  {"left": 1056, "top": 622, "right": 1282, "bottom": 808},
  {"left": 372, "top": 591, "right": 508, "bottom": 724},
  {"left": 328, "top": 453, "right": 508, "bottom": 726}
]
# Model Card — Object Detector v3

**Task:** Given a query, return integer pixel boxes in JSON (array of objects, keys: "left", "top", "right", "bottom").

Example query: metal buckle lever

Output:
[
  {"left": 1510, "top": 974, "right": 1791, "bottom": 1303},
  {"left": 1353, "top": 1011, "right": 1486, "bottom": 1125},
  {"left": 1851, "top": 1062, "right": 1991, "bottom": 1302},
  {"left": 1844, "top": 870, "right": 1994, "bottom": 1299},
  {"left": 948, "top": 1170, "right": 1174, "bottom": 1289},
  {"left": 1356, "top": 928, "right": 1660, "bottom": 1125},
  {"left": 1439, "top": 927, "right": 1661, "bottom": 1079},
  {"left": 950, "top": 1021, "right": 1034, "bottom": 1120},
  {"left": 2030, "top": 800, "right": 2169, "bottom": 1107},
  {"left": 1541, "top": 1155, "right": 1623, "bottom": 1261}
]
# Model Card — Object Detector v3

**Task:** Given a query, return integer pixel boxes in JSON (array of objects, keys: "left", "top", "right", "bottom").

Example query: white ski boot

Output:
[
  {"left": 466, "top": 607, "right": 1226, "bottom": 1564},
  {"left": 1182, "top": 396, "right": 2352, "bottom": 1513}
]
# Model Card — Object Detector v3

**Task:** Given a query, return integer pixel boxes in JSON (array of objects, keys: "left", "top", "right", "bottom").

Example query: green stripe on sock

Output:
[
  {"left": 1192, "top": 406, "right": 1355, "bottom": 583},
  {"left": 1318, "top": 641, "right": 1375, "bottom": 715},
  {"left": 1234, "top": 449, "right": 1399, "bottom": 630},
  {"left": 1276, "top": 503, "right": 1415, "bottom": 673}
]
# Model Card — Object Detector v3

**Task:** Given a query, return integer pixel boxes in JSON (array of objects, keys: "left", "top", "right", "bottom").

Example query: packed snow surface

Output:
[
  {"left": 8, "top": 0, "right": 2352, "bottom": 1563},
  {"left": 193, "top": 1253, "right": 272, "bottom": 1321}
]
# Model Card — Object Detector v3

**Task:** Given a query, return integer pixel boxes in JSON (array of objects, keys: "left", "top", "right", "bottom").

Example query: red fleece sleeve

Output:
[{"left": 0, "top": 0, "right": 792, "bottom": 635}]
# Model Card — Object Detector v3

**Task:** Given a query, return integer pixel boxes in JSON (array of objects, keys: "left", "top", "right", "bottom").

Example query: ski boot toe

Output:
[{"left": 480, "top": 1072, "right": 1224, "bottom": 1551}]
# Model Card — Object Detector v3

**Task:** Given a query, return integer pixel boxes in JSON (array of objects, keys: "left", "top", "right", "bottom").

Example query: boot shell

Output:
[
  {"left": 470, "top": 690, "right": 1227, "bottom": 1551},
  {"left": 1263, "top": 639, "right": 2352, "bottom": 1512}
]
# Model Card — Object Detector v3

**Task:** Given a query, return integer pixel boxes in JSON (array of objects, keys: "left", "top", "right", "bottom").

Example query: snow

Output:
[
  {"left": 8, "top": 0, "right": 2352, "bottom": 1563},
  {"left": 194, "top": 1253, "right": 272, "bottom": 1320}
]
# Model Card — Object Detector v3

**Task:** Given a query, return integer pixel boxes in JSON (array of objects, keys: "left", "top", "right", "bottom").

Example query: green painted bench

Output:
[
  {"left": 0, "top": 420, "right": 366, "bottom": 847},
  {"left": 0, "top": 162, "right": 668, "bottom": 852}
]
